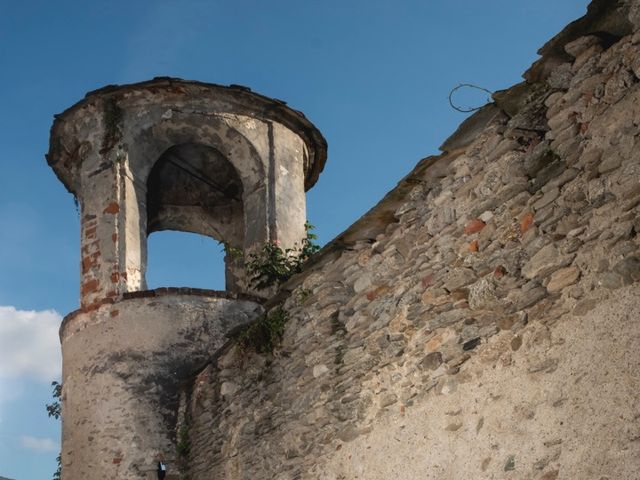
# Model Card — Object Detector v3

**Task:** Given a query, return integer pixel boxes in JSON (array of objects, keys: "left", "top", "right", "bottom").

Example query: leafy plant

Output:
[
  {"left": 246, "top": 222, "right": 320, "bottom": 290},
  {"left": 53, "top": 454, "right": 61, "bottom": 480},
  {"left": 246, "top": 243, "right": 298, "bottom": 290},
  {"left": 46, "top": 381, "right": 62, "bottom": 420},
  {"left": 177, "top": 423, "right": 190, "bottom": 458},
  {"left": 101, "top": 97, "right": 123, "bottom": 151},
  {"left": 220, "top": 242, "right": 244, "bottom": 261},
  {"left": 296, "top": 287, "right": 312, "bottom": 305},
  {"left": 300, "top": 220, "right": 321, "bottom": 260},
  {"left": 237, "top": 307, "right": 289, "bottom": 353},
  {"left": 46, "top": 381, "right": 62, "bottom": 480}
]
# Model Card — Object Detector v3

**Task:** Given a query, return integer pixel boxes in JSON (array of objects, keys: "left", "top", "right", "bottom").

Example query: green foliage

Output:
[
  {"left": 295, "top": 287, "right": 312, "bottom": 305},
  {"left": 177, "top": 424, "right": 190, "bottom": 458},
  {"left": 45, "top": 381, "right": 62, "bottom": 480},
  {"left": 221, "top": 242, "right": 244, "bottom": 261},
  {"left": 46, "top": 381, "right": 62, "bottom": 420},
  {"left": 246, "top": 222, "right": 320, "bottom": 290},
  {"left": 102, "top": 98, "right": 123, "bottom": 151},
  {"left": 246, "top": 243, "right": 298, "bottom": 290},
  {"left": 53, "top": 454, "right": 61, "bottom": 480},
  {"left": 238, "top": 307, "right": 289, "bottom": 353},
  {"left": 300, "top": 220, "right": 321, "bottom": 259}
]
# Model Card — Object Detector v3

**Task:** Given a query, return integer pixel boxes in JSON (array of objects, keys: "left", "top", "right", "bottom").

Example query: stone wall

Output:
[
  {"left": 60, "top": 290, "right": 262, "bottom": 480},
  {"left": 187, "top": 2, "right": 640, "bottom": 479}
]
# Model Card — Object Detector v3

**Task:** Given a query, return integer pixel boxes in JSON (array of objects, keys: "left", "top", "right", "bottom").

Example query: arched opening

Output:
[
  {"left": 145, "top": 231, "right": 227, "bottom": 290},
  {"left": 145, "top": 143, "right": 245, "bottom": 291}
]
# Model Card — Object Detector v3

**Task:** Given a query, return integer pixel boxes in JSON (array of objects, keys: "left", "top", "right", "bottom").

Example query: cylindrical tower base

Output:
[{"left": 59, "top": 290, "right": 262, "bottom": 480}]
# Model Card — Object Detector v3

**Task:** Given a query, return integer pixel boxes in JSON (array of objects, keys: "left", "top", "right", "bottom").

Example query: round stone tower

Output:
[{"left": 47, "top": 78, "right": 326, "bottom": 479}]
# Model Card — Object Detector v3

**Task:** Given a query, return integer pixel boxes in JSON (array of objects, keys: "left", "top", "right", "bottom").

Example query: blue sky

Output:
[{"left": 0, "top": 1, "right": 589, "bottom": 478}]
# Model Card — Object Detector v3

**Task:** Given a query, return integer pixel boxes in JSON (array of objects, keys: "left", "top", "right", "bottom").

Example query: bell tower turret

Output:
[{"left": 47, "top": 78, "right": 326, "bottom": 479}]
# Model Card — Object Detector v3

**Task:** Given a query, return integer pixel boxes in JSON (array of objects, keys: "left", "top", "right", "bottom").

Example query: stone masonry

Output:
[
  {"left": 47, "top": 81, "right": 327, "bottom": 479},
  {"left": 183, "top": 1, "right": 640, "bottom": 479}
]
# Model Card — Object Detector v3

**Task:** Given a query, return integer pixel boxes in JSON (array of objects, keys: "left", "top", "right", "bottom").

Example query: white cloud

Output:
[
  {"left": 0, "top": 306, "right": 62, "bottom": 383},
  {"left": 19, "top": 435, "right": 58, "bottom": 452}
]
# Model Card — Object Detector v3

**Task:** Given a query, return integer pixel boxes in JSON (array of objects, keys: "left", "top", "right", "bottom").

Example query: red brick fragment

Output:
[
  {"left": 469, "top": 239, "right": 479, "bottom": 252},
  {"left": 80, "top": 279, "right": 99, "bottom": 296},
  {"left": 103, "top": 202, "right": 120, "bottom": 214},
  {"left": 520, "top": 212, "right": 534, "bottom": 234},
  {"left": 112, "top": 458, "right": 122, "bottom": 465},
  {"left": 84, "top": 226, "right": 97, "bottom": 239},
  {"left": 80, "top": 297, "right": 115, "bottom": 313},
  {"left": 110, "top": 309, "right": 119, "bottom": 317},
  {"left": 81, "top": 256, "right": 97, "bottom": 274},
  {"left": 366, "top": 285, "right": 389, "bottom": 301},
  {"left": 464, "top": 219, "right": 486, "bottom": 235}
]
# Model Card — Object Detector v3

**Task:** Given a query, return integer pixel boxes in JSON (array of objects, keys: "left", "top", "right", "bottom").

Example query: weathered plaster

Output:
[{"left": 60, "top": 291, "right": 263, "bottom": 480}]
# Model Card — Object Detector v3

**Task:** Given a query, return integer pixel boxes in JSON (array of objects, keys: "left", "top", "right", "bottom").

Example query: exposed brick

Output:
[
  {"left": 84, "top": 226, "right": 97, "bottom": 239},
  {"left": 520, "top": 212, "right": 535, "bottom": 234},
  {"left": 81, "top": 255, "right": 99, "bottom": 274},
  {"left": 366, "top": 285, "right": 389, "bottom": 301},
  {"left": 80, "top": 279, "right": 99, "bottom": 296},
  {"left": 464, "top": 219, "right": 486, "bottom": 235},
  {"left": 103, "top": 202, "right": 120, "bottom": 214}
]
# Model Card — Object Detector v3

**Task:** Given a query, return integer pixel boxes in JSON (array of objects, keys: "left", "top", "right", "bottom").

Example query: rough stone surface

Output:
[
  {"left": 321, "top": 287, "right": 640, "bottom": 479},
  {"left": 183, "top": 5, "right": 640, "bottom": 478},
  {"left": 48, "top": 2, "right": 640, "bottom": 479},
  {"left": 49, "top": 81, "right": 326, "bottom": 480},
  {"left": 60, "top": 294, "right": 262, "bottom": 480},
  {"left": 546, "top": 266, "right": 580, "bottom": 292}
]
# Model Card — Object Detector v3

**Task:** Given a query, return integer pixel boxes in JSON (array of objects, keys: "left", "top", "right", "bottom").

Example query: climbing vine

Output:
[
  {"left": 176, "top": 423, "right": 191, "bottom": 458},
  {"left": 101, "top": 97, "right": 123, "bottom": 152},
  {"left": 237, "top": 307, "right": 289, "bottom": 353},
  {"left": 45, "top": 381, "right": 62, "bottom": 480},
  {"left": 245, "top": 221, "right": 320, "bottom": 290}
]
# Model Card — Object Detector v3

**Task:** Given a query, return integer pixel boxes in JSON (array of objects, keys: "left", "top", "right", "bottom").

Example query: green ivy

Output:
[
  {"left": 221, "top": 242, "right": 244, "bottom": 261},
  {"left": 245, "top": 222, "right": 320, "bottom": 290},
  {"left": 53, "top": 454, "right": 61, "bottom": 480},
  {"left": 45, "top": 381, "right": 62, "bottom": 480},
  {"left": 46, "top": 381, "right": 62, "bottom": 420},
  {"left": 237, "top": 307, "right": 289, "bottom": 353},
  {"left": 176, "top": 423, "right": 191, "bottom": 458},
  {"left": 295, "top": 287, "right": 312, "bottom": 305},
  {"left": 101, "top": 98, "right": 123, "bottom": 151}
]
